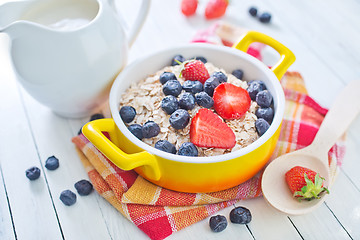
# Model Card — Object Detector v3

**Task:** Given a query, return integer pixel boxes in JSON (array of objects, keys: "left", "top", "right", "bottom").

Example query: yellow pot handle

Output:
[
  {"left": 82, "top": 119, "right": 161, "bottom": 181},
  {"left": 232, "top": 31, "right": 296, "bottom": 80}
]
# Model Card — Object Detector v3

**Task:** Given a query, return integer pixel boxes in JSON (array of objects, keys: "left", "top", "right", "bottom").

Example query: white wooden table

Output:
[{"left": 1, "top": 0, "right": 360, "bottom": 239}]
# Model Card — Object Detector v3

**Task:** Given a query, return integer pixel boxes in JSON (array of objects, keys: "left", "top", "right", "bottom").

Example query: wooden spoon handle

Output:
[{"left": 310, "top": 80, "right": 360, "bottom": 157}]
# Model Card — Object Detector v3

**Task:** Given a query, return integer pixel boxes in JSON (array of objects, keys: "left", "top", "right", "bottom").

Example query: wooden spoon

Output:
[{"left": 261, "top": 80, "right": 360, "bottom": 215}]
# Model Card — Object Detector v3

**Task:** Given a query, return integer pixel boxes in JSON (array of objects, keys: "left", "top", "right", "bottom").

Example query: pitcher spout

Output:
[{"left": 0, "top": 1, "right": 33, "bottom": 34}]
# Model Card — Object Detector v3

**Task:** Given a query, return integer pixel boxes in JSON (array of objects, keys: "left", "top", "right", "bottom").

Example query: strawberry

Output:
[
  {"left": 181, "top": 0, "right": 198, "bottom": 17},
  {"left": 190, "top": 108, "right": 236, "bottom": 149},
  {"left": 180, "top": 60, "right": 210, "bottom": 84},
  {"left": 213, "top": 83, "right": 251, "bottom": 120},
  {"left": 205, "top": 0, "right": 229, "bottom": 19},
  {"left": 285, "top": 166, "right": 329, "bottom": 201}
]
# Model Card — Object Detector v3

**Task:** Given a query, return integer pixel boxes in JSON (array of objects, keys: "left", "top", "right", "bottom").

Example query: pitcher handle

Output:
[
  {"left": 232, "top": 31, "right": 296, "bottom": 80},
  {"left": 82, "top": 118, "right": 161, "bottom": 181},
  {"left": 109, "top": 0, "right": 151, "bottom": 47}
]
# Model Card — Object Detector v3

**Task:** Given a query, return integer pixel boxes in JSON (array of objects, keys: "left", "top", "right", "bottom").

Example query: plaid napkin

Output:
[{"left": 71, "top": 23, "right": 345, "bottom": 240}]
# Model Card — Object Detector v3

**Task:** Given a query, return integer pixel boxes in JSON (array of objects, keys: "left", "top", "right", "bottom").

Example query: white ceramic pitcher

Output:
[{"left": 0, "top": 0, "right": 150, "bottom": 118}]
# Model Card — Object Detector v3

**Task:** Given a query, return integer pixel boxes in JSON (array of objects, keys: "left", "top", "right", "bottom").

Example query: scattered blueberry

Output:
[
  {"left": 255, "top": 107, "right": 274, "bottom": 123},
  {"left": 247, "top": 80, "right": 266, "bottom": 101},
  {"left": 74, "top": 179, "right": 93, "bottom": 196},
  {"left": 142, "top": 121, "right": 160, "bottom": 138},
  {"left": 182, "top": 80, "right": 203, "bottom": 94},
  {"left": 232, "top": 69, "right": 244, "bottom": 80},
  {"left": 179, "top": 92, "right": 196, "bottom": 110},
  {"left": 60, "top": 190, "right": 77, "bottom": 206},
  {"left": 171, "top": 54, "right": 186, "bottom": 66},
  {"left": 128, "top": 124, "right": 143, "bottom": 140},
  {"left": 256, "top": 90, "right": 273, "bottom": 108},
  {"left": 159, "top": 72, "right": 177, "bottom": 85},
  {"left": 169, "top": 109, "right": 190, "bottom": 130},
  {"left": 90, "top": 113, "right": 104, "bottom": 121},
  {"left": 155, "top": 140, "right": 177, "bottom": 154},
  {"left": 204, "top": 77, "right": 220, "bottom": 97},
  {"left": 211, "top": 71, "right": 227, "bottom": 83},
  {"left": 195, "top": 56, "right": 207, "bottom": 64},
  {"left": 45, "top": 156, "right": 59, "bottom": 170},
  {"left": 178, "top": 142, "right": 198, "bottom": 156},
  {"left": 209, "top": 215, "right": 228, "bottom": 232},
  {"left": 259, "top": 12, "right": 272, "bottom": 23},
  {"left": 163, "top": 80, "right": 182, "bottom": 97},
  {"left": 195, "top": 92, "right": 214, "bottom": 108},
  {"left": 119, "top": 106, "right": 136, "bottom": 123},
  {"left": 25, "top": 166, "right": 41, "bottom": 180},
  {"left": 161, "top": 95, "right": 179, "bottom": 115},
  {"left": 255, "top": 118, "right": 270, "bottom": 136},
  {"left": 249, "top": 7, "right": 258, "bottom": 17},
  {"left": 229, "top": 206, "right": 252, "bottom": 224}
]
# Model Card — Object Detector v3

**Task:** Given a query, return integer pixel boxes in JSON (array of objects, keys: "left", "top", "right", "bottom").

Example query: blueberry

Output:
[
  {"left": 128, "top": 124, "right": 143, "bottom": 139},
  {"left": 169, "top": 109, "right": 190, "bottom": 130},
  {"left": 159, "top": 72, "right": 177, "bottom": 85},
  {"left": 142, "top": 121, "right": 160, "bottom": 138},
  {"left": 255, "top": 107, "right": 274, "bottom": 123},
  {"left": 249, "top": 7, "right": 258, "bottom": 17},
  {"left": 195, "top": 92, "right": 214, "bottom": 108},
  {"left": 211, "top": 71, "right": 227, "bottom": 83},
  {"left": 171, "top": 54, "right": 186, "bottom": 66},
  {"left": 45, "top": 155, "right": 59, "bottom": 170},
  {"left": 195, "top": 56, "right": 207, "bottom": 64},
  {"left": 255, "top": 118, "right": 270, "bottom": 136},
  {"left": 25, "top": 166, "right": 41, "bottom": 180},
  {"left": 60, "top": 190, "right": 77, "bottom": 206},
  {"left": 119, "top": 106, "right": 136, "bottom": 123},
  {"left": 163, "top": 80, "right": 182, "bottom": 97},
  {"left": 78, "top": 127, "right": 82, "bottom": 135},
  {"left": 209, "top": 215, "right": 228, "bottom": 232},
  {"left": 178, "top": 142, "right": 198, "bottom": 156},
  {"left": 232, "top": 69, "right": 244, "bottom": 80},
  {"left": 182, "top": 80, "right": 203, "bottom": 94},
  {"left": 247, "top": 80, "right": 266, "bottom": 101},
  {"left": 259, "top": 12, "right": 272, "bottom": 23},
  {"left": 256, "top": 90, "right": 273, "bottom": 108},
  {"left": 179, "top": 92, "right": 196, "bottom": 110},
  {"left": 74, "top": 179, "right": 93, "bottom": 196},
  {"left": 230, "top": 206, "right": 252, "bottom": 224},
  {"left": 90, "top": 113, "right": 104, "bottom": 121},
  {"left": 204, "top": 77, "right": 220, "bottom": 97},
  {"left": 161, "top": 95, "right": 179, "bottom": 115},
  {"left": 155, "top": 140, "right": 177, "bottom": 154}
]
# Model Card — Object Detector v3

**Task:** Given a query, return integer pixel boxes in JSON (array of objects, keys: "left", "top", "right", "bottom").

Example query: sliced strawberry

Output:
[
  {"left": 181, "top": 60, "right": 210, "bottom": 84},
  {"left": 285, "top": 166, "right": 329, "bottom": 200},
  {"left": 213, "top": 83, "right": 251, "bottom": 120},
  {"left": 190, "top": 108, "right": 236, "bottom": 149}
]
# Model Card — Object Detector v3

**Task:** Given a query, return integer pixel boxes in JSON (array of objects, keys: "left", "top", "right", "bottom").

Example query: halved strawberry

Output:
[
  {"left": 190, "top": 108, "right": 236, "bottom": 149},
  {"left": 180, "top": 60, "right": 210, "bottom": 84},
  {"left": 213, "top": 83, "right": 251, "bottom": 120},
  {"left": 285, "top": 166, "right": 329, "bottom": 201}
]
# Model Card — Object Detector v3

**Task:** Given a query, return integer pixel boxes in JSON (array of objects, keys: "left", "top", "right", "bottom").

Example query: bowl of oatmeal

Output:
[{"left": 83, "top": 31, "right": 295, "bottom": 193}]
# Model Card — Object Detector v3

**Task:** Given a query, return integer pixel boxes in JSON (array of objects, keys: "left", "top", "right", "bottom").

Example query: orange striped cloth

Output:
[{"left": 71, "top": 71, "right": 345, "bottom": 240}]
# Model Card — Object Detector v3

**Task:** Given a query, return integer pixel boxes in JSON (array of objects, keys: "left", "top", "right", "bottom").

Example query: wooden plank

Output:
[
  {"left": 0, "top": 36, "right": 63, "bottom": 239},
  {"left": 0, "top": 168, "right": 16, "bottom": 240},
  {"left": 19, "top": 87, "right": 114, "bottom": 240}
]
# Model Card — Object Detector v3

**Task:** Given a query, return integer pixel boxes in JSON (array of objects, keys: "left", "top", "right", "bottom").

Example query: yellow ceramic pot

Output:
[{"left": 83, "top": 31, "right": 295, "bottom": 193}]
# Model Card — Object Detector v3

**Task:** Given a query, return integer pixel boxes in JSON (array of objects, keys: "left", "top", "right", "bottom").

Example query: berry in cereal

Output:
[
  {"left": 190, "top": 108, "right": 236, "bottom": 149},
  {"left": 178, "top": 142, "right": 198, "bottom": 156},
  {"left": 213, "top": 83, "right": 251, "bottom": 120}
]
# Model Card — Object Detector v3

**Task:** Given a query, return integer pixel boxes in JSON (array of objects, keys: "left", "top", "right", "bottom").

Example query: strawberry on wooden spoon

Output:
[
  {"left": 190, "top": 108, "right": 236, "bottom": 149},
  {"left": 285, "top": 166, "right": 329, "bottom": 201},
  {"left": 213, "top": 83, "right": 251, "bottom": 120}
]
